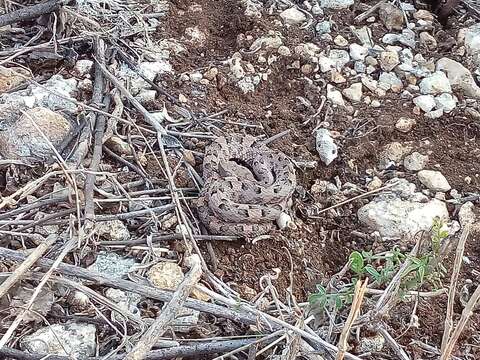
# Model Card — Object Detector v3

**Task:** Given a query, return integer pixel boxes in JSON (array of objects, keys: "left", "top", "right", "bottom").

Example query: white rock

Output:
[
  {"left": 73, "top": 60, "right": 94, "bottom": 77},
  {"left": 326, "top": 84, "right": 345, "bottom": 106},
  {"left": 294, "top": 43, "right": 321, "bottom": 62},
  {"left": 359, "top": 334, "right": 385, "bottom": 353},
  {"left": 136, "top": 89, "right": 156, "bottom": 103},
  {"left": 436, "top": 57, "right": 480, "bottom": 99},
  {"left": 329, "top": 49, "right": 350, "bottom": 69},
  {"left": 379, "top": 50, "right": 400, "bottom": 72},
  {"left": 342, "top": 82, "right": 363, "bottom": 102},
  {"left": 184, "top": 26, "right": 207, "bottom": 47},
  {"left": 419, "top": 71, "right": 452, "bottom": 95},
  {"left": 418, "top": 170, "right": 451, "bottom": 192},
  {"left": 319, "top": 0, "right": 354, "bottom": 9},
  {"left": 95, "top": 220, "right": 130, "bottom": 241},
  {"left": 315, "top": 128, "right": 338, "bottom": 166},
  {"left": 280, "top": 7, "right": 306, "bottom": 25},
  {"left": 352, "top": 26, "right": 374, "bottom": 48},
  {"left": 458, "top": 202, "right": 477, "bottom": 228},
  {"left": 277, "top": 212, "right": 294, "bottom": 230},
  {"left": 414, "top": 10, "right": 434, "bottom": 22},
  {"left": 419, "top": 32, "right": 437, "bottom": 49},
  {"left": 404, "top": 152, "right": 429, "bottom": 171},
  {"left": 334, "top": 35, "right": 349, "bottom": 47},
  {"left": 464, "top": 23, "right": 480, "bottom": 64},
  {"left": 148, "top": 262, "right": 184, "bottom": 290},
  {"left": 382, "top": 29, "right": 416, "bottom": 48},
  {"left": 349, "top": 43, "right": 368, "bottom": 61},
  {"left": 318, "top": 56, "right": 336, "bottom": 72},
  {"left": 378, "top": 142, "right": 411, "bottom": 169},
  {"left": 434, "top": 93, "right": 457, "bottom": 113},
  {"left": 88, "top": 252, "right": 136, "bottom": 278},
  {"left": 395, "top": 117, "right": 416, "bottom": 132},
  {"left": 20, "top": 323, "right": 96, "bottom": 357},
  {"left": 425, "top": 109, "right": 444, "bottom": 119},
  {"left": 230, "top": 58, "right": 245, "bottom": 79},
  {"left": 106, "top": 289, "right": 141, "bottom": 320},
  {"left": 250, "top": 32, "right": 284, "bottom": 51},
  {"left": 413, "top": 95, "right": 436, "bottom": 112},
  {"left": 367, "top": 177, "right": 383, "bottom": 191},
  {"left": 316, "top": 21, "right": 331, "bottom": 35},
  {"left": 358, "top": 197, "right": 449, "bottom": 238},
  {"left": 378, "top": 72, "right": 403, "bottom": 93}
]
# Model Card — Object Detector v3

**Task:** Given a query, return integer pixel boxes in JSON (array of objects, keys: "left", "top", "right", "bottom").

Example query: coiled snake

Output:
[{"left": 197, "top": 134, "right": 296, "bottom": 236}]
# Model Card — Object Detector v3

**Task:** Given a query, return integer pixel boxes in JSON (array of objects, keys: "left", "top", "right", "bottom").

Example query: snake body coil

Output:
[{"left": 197, "top": 135, "right": 296, "bottom": 236}]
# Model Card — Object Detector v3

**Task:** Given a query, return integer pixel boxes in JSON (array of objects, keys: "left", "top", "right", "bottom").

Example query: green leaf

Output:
[
  {"left": 364, "top": 265, "right": 381, "bottom": 281},
  {"left": 349, "top": 251, "right": 365, "bottom": 274},
  {"left": 335, "top": 295, "right": 344, "bottom": 310}
]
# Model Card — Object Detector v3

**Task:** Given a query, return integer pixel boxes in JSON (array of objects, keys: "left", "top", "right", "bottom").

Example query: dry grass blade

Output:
[
  {"left": 440, "top": 225, "right": 470, "bottom": 354},
  {"left": 0, "top": 234, "right": 57, "bottom": 299},
  {"left": 336, "top": 278, "right": 368, "bottom": 360}
]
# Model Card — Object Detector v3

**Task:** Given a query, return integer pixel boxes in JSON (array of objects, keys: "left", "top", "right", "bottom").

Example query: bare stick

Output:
[
  {"left": 0, "top": 0, "right": 67, "bottom": 27},
  {"left": 84, "top": 37, "right": 107, "bottom": 224},
  {"left": 0, "top": 234, "right": 57, "bottom": 299},
  {"left": 0, "top": 238, "right": 76, "bottom": 347},
  {"left": 441, "top": 225, "right": 470, "bottom": 354},
  {"left": 378, "top": 324, "right": 410, "bottom": 360},
  {"left": 336, "top": 279, "right": 368, "bottom": 360},
  {"left": 125, "top": 254, "right": 202, "bottom": 360},
  {"left": 441, "top": 283, "right": 480, "bottom": 360}
]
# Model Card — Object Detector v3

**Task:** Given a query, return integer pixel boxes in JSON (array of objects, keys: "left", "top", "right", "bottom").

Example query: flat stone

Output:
[
  {"left": 318, "top": 0, "right": 354, "bottom": 10},
  {"left": 434, "top": 93, "right": 457, "bottom": 113},
  {"left": 342, "top": 82, "right": 363, "bottom": 102},
  {"left": 88, "top": 252, "right": 136, "bottom": 278},
  {"left": 419, "top": 71, "right": 452, "bottom": 95},
  {"left": 379, "top": 3, "right": 404, "bottom": 31},
  {"left": 0, "top": 66, "right": 30, "bottom": 94},
  {"left": 349, "top": 43, "right": 368, "bottom": 61},
  {"left": 280, "top": 7, "right": 306, "bottom": 25},
  {"left": 378, "top": 72, "right": 403, "bottom": 93},
  {"left": 20, "top": 323, "right": 96, "bottom": 357},
  {"left": 0, "top": 107, "right": 71, "bottom": 161},
  {"left": 379, "top": 50, "right": 400, "bottom": 72},
  {"left": 413, "top": 95, "right": 436, "bottom": 112},
  {"left": 326, "top": 84, "right": 345, "bottom": 106},
  {"left": 436, "top": 57, "right": 480, "bottom": 99},
  {"left": 404, "top": 152, "right": 429, "bottom": 171},
  {"left": 418, "top": 170, "right": 451, "bottom": 192},
  {"left": 395, "top": 117, "right": 416, "bottom": 132},
  {"left": 358, "top": 196, "right": 449, "bottom": 238}
]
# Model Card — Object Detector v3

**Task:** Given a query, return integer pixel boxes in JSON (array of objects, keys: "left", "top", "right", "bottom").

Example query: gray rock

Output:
[
  {"left": 379, "top": 50, "right": 400, "bottom": 72},
  {"left": 378, "top": 72, "right": 403, "bottom": 93},
  {"left": 0, "top": 107, "right": 72, "bottom": 162},
  {"left": 88, "top": 252, "right": 137, "bottom": 278},
  {"left": 316, "top": 21, "right": 332, "bottom": 35},
  {"left": 280, "top": 7, "right": 306, "bottom": 25},
  {"left": 118, "top": 61, "right": 172, "bottom": 96},
  {"left": 425, "top": 109, "right": 444, "bottom": 119},
  {"left": 359, "top": 334, "right": 385, "bottom": 353},
  {"left": 318, "top": 56, "right": 336, "bottom": 72},
  {"left": 434, "top": 93, "right": 457, "bottom": 113},
  {"left": 436, "top": 57, "right": 480, "bottom": 99},
  {"left": 378, "top": 142, "right": 411, "bottom": 169},
  {"left": 413, "top": 95, "right": 436, "bottom": 112},
  {"left": 105, "top": 288, "right": 142, "bottom": 320},
  {"left": 382, "top": 29, "right": 416, "bottom": 48},
  {"left": 378, "top": 3, "right": 404, "bottom": 31},
  {"left": 342, "top": 82, "right": 363, "bottom": 102},
  {"left": 326, "top": 84, "right": 345, "bottom": 106},
  {"left": 419, "top": 32, "right": 437, "bottom": 49},
  {"left": 315, "top": 128, "right": 338, "bottom": 165},
  {"left": 419, "top": 71, "right": 452, "bottom": 94},
  {"left": 458, "top": 202, "right": 477, "bottom": 228},
  {"left": 328, "top": 49, "right": 350, "bottom": 68},
  {"left": 73, "top": 60, "right": 93, "bottom": 77},
  {"left": 395, "top": 117, "right": 416, "bottom": 133},
  {"left": 404, "top": 152, "right": 429, "bottom": 171},
  {"left": 20, "top": 323, "right": 96, "bottom": 357},
  {"left": 318, "top": 0, "right": 353, "bottom": 10},
  {"left": 334, "top": 35, "right": 349, "bottom": 47},
  {"left": 352, "top": 26, "right": 374, "bottom": 48},
  {"left": 95, "top": 220, "right": 130, "bottom": 241},
  {"left": 418, "top": 170, "right": 451, "bottom": 192},
  {"left": 464, "top": 23, "right": 480, "bottom": 64},
  {"left": 358, "top": 196, "right": 449, "bottom": 238},
  {"left": 349, "top": 43, "right": 368, "bottom": 61}
]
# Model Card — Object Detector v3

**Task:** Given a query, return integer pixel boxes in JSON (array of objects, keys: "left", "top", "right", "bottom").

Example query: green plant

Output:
[{"left": 309, "top": 219, "right": 449, "bottom": 315}]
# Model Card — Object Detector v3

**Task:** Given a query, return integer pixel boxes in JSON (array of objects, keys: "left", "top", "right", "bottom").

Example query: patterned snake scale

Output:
[{"left": 197, "top": 134, "right": 297, "bottom": 236}]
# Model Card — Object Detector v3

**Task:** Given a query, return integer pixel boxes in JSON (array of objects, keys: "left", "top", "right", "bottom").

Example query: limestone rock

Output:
[
  {"left": 318, "top": 0, "right": 354, "bottom": 10},
  {"left": 342, "top": 82, "right": 363, "bottom": 102},
  {"left": 20, "top": 323, "right": 96, "bottom": 357},
  {"left": 0, "top": 107, "right": 71, "bottom": 161},
  {"left": 379, "top": 3, "right": 404, "bottom": 31},
  {"left": 419, "top": 71, "right": 452, "bottom": 95},
  {"left": 413, "top": 95, "right": 436, "bottom": 112},
  {"left": 404, "top": 152, "right": 428, "bottom": 171},
  {"left": 395, "top": 117, "right": 416, "bottom": 133},
  {"left": 315, "top": 128, "right": 338, "bottom": 166},
  {"left": 436, "top": 57, "right": 480, "bottom": 99},
  {"left": 418, "top": 170, "right": 451, "bottom": 192},
  {"left": 0, "top": 66, "right": 30, "bottom": 94},
  {"left": 280, "top": 7, "right": 306, "bottom": 25}
]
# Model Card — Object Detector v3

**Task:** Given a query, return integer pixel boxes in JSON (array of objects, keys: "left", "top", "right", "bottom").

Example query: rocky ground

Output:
[{"left": 0, "top": 0, "right": 479, "bottom": 359}]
